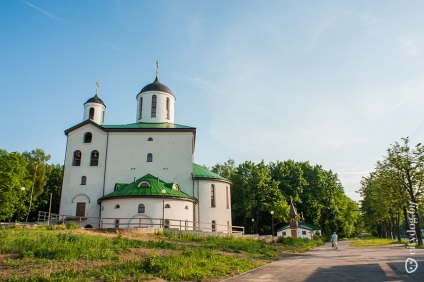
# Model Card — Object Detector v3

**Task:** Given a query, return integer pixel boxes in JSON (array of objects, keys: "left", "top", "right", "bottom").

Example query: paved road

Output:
[{"left": 222, "top": 240, "right": 424, "bottom": 282}]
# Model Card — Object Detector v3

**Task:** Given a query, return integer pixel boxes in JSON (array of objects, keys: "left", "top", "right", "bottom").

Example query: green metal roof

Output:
[
  {"left": 103, "top": 122, "right": 194, "bottom": 129},
  {"left": 98, "top": 174, "right": 196, "bottom": 203},
  {"left": 65, "top": 120, "right": 195, "bottom": 135},
  {"left": 192, "top": 164, "right": 231, "bottom": 183},
  {"left": 277, "top": 221, "right": 321, "bottom": 232}
]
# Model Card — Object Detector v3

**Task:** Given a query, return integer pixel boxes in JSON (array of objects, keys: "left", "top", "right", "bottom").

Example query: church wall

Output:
[
  {"left": 60, "top": 124, "right": 107, "bottom": 221},
  {"left": 196, "top": 180, "right": 232, "bottom": 233},
  {"left": 100, "top": 197, "right": 195, "bottom": 229},
  {"left": 103, "top": 131, "right": 194, "bottom": 196}
]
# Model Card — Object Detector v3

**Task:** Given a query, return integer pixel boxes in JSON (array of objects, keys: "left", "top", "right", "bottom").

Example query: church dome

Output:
[
  {"left": 84, "top": 94, "right": 105, "bottom": 106},
  {"left": 138, "top": 76, "right": 174, "bottom": 96}
]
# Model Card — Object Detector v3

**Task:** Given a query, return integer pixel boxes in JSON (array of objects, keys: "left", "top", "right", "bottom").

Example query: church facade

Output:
[{"left": 59, "top": 68, "right": 232, "bottom": 232}]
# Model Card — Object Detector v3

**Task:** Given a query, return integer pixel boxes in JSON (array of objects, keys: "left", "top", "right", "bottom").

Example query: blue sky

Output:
[{"left": 2, "top": 0, "right": 424, "bottom": 202}]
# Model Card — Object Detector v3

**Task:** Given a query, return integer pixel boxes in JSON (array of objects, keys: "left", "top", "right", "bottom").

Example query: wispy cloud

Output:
[
  {"left": 22, "top": 0, "right": 64, "bottom": 22},
  {"left": 398, "top": 36, "right": 420, "bottom": 56}
]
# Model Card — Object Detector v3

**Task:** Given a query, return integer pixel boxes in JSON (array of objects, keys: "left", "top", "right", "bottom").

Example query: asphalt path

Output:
[{"left": 221, "top": 240, "right": 424, "bottom": 282}]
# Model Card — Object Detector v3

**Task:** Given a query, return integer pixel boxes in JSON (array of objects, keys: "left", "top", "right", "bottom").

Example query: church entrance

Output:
[
  {"left": 291, "top": 229, "right": 297, "bottom": 238},
  {"left": 76, "top": 202, "right": 86, "bottom": 217}
]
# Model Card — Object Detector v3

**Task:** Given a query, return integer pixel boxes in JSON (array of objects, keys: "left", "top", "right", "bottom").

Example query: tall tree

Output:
[
  {"left": 33, "top": 164, "right": 63, "bottom": 215},
  {"left": 376, "top": 137, "right": 424, "bottom": 245},
  {"left": 22, "top": 149, "right": 52, "bottom": 221}
]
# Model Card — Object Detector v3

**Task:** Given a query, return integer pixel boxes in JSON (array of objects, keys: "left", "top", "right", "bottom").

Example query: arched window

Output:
[
  {"left": 211, "top": 184, "right": 216, "bottom": 207},
  {"left": 166, "top": 97, "right": 170, "bottom": 119},
  {"left": 81, "top": 176, "right": 87, "bottom": 185},
  {"left": 115, "top": 219, "right": 119, "bottom": 228},
  {"left": 89, "top": 108, "right": 95, "bottom": 119},
  {"left": 102, "top": 111, "right": 105, "bottom": 123},
  {"left": 185, "top": 205, "right": 189, "bottom": 210},
  {"left": 139, "top": 97, "right": 143, "bottom": 120},
  {"left": 138, "top": 181, "right": 151, "bottom": 188},
  {"left": 147, "top": 153, "right": 153, "bottom": 162},
  {"left": 138, "top": 204, "right": 145, "bottom": 213},
  {"left": 165, "top": 204, "right": 171, "bottom": 208},
  {"left": 73, "top": 150, "right": 81, "bottom": 166},
  {"left": 90, "top": 150, "right": 99, "bottom": 166},
  {"left": 84, "top": 132, "right": 92, "bottom": 143},
  {"left": 212, "top": 220, "right": 216, "bottom": 232},
  {"left": 147, "top": 137, "right": 153, "bottom": 141},
  {"left": 115, "top": 204, "right": 120, "bottom": 209},
  {"left": 151, "top": 95, "right": 157, "bottom": 118}
]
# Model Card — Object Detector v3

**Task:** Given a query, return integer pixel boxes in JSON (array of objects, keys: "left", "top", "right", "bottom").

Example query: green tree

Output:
[
  {"left": 22, "top": 149, "right": 52, "bottom": 221},
  {"left": 33, "top": 164, "right": 63, "bottom": 215},
  {"left": 211, "top": 159, "right": 236, "bottom": 180},
  {"left": 0, "top": 149, "right": 28, "bottom": 221},
  {"left": 376, "top": 137, "right": 424, "bottom": 245}
]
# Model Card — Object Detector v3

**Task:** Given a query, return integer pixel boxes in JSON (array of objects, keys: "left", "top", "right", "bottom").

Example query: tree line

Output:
[
  {"left": 359, "top": 137, "right": 424, "bottom": 246},
  {"left": 210, "top": 159, "right": 360, "bottom": 238},
  {"left": 0, "top": 148, "right": 63, "bottom": 222}
]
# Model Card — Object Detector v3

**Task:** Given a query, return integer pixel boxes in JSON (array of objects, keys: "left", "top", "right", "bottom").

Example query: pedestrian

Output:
[{"left": 332, "top": 231, "right": 338, "bottom": 249}]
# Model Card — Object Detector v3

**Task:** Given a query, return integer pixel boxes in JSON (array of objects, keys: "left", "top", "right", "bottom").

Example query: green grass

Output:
[
  {"left": 349, "top": 237, "right": 405, "bottom": 247},
  {"left": 0, "top": 227, "right": 323, "bottom": 281}
]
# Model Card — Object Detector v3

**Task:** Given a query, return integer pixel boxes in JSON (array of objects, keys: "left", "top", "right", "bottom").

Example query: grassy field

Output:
[
  {"left": 0, "top": 225, "right": 323, "bottom": 281},
  {"left": 349, "top": 237, "right": 405, "bottom": 247}
]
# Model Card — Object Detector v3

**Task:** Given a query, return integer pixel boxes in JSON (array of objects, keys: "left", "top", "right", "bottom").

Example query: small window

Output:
[
  {"left": 84, "top": 132, "right": 92, "bottom": 143},
  {"left": 283, "top": 232, "right": 286, "bottom": 236},
  {"left": 147, "top": 153, "right": 153, "bottom": 162},
  {"left": 89, "top": 107, "right": 95, "bottom": 119},
  {"left": 185, "top": 205, "right": 189, "bottom": 210},
  {"left": 165, "top": 204, "right": 171, "bottom": 208},
  {"left": 81, "top": 176, "right": 87, "bottom": 185},
  {"left": 211, "top": 184, "right": 216, "bottom": 207},
  {"left": 148, "top": 137, "right": 153, "bottom": 141},
  {"left": 138, "top": 204, "right": 145, "bottom": 213},
  {"left": 115, "top": 219, "right": 119, "bottom": 228},
  {"left": 138, "top": 181, "right": 151, "bottom": 188},
  {"left": 90, "top": 150, "right": 99, "bottom": 166},
  {"left": 302, "top": 230, "right": 307, "bottom": 235},
  {"left": 172, "top": 183, "right": 179, "bottom": 190},
  {"left": 73, "top": 150, "right": 81, "bottom": 166},
  {"left": 115, "top": 204, "right": 120, "bottom": 209},
  {"left": 151, "top": 95, "right": 157, "bottom": 118},
  {"left": 212, "top": 220, "right": 216, "bottom": 232}
]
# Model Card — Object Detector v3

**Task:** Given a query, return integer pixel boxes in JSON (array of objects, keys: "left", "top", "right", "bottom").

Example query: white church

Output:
[{"left": 59, "top": 65, "right": 232, "bottom": 233}]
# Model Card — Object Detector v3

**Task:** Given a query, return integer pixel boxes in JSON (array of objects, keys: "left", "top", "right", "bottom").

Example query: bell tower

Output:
[{"left": 84, "top": 82, "right": 106, "bottom": 125}]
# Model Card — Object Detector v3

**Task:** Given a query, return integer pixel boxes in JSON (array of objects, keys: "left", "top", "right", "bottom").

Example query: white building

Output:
[{"left": 59, "top": 68, "right": 232, "bottom": 232}]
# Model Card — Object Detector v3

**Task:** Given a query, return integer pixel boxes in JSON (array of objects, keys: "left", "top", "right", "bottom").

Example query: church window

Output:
[
  {"left": 212, "top": 220, "right": 216, "bottom": 232},
  {"left": 89, "top": 108, "right": 95, "bottom": 119},
  {"left": 151, "top": 95, "right": 157, "bottom": 118},
  {"left": 185, "top": 205, "right": 189, "bottom": 210},
  {"left": 139, "top": 97, "right": 143, "bottom": 120},
  {"left": 138, "top": 204, "right": 145, "bottom": 213},
  {"left": 90, "top": 150, "right": 99, "bottom": 166},
  {"left": 138, "top": 181, "right": 151, "bottom": 188},
  {"left": 226, "top": 186, "right": 229, "bottom": 209},
  {"left": 102, "top": 111, "right": 104, "bottom": 123},
  {"left": 147, "top": 153, "right": 153, "bottom": 162},
  {"left": 165, "top": 204, "right": 171, "bottom": 208},
  {"left": 172, "top": 183, "right": 179, "bottom": 190},
  {"left": 84, "top": 132, "right": 92, "bottom": 143},
  {"left": 115, "top": 204, "right": 120, "bottom": 209},
  {"left": 211, "top": 184, "right": 216, "bottom": 207},
  {"left": 166, "top": 97, "right": 170, "bottom": 119},
  {"left": 147, "top": 137, "right": 153, "bottom": 141},
  {"left": 73, "top": 151, "right": 81, "bottom": 166},
  {"left": 115, "top": 219, "right": 119, "bottom": 228},
  {"left": 81, "top": 176, "right": 87, "bottom": 185}
]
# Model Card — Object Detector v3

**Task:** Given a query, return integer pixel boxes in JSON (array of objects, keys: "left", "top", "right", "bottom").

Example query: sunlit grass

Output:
[{"left": 349, "top": 238, "right": 405, "bottom": 247}]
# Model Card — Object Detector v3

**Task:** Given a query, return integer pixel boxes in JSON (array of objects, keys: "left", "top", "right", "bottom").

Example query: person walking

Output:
[{"left": 332, "top": 231, "right": 338, "bottom": 249}]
